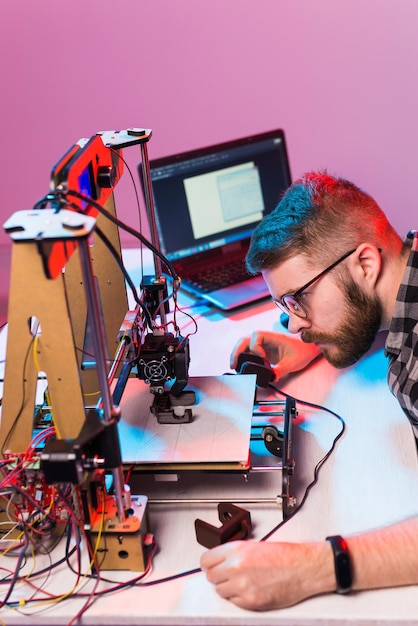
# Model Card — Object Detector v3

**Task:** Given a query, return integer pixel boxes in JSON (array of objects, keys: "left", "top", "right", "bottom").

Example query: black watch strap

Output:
[{"left": 326, "top": 535, "right": 353, "bottom": 594}]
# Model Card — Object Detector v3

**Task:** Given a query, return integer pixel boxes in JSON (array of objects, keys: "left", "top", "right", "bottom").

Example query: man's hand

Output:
[
  {"left": 200, "top": 540, "right": 334, "bottom": 610},
  {"left": 230, "top": 331, "right": 322, "bottom": 381}
]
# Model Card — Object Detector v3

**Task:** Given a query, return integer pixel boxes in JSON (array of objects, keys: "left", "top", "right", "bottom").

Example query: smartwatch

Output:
[{"left": 326, "top": 535, "right": 353, "bottom": 594}]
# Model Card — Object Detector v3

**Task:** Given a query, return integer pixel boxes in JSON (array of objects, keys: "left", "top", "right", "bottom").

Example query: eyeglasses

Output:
[{"left": 273, "top": 248, "right": 357, "bottom": 319}]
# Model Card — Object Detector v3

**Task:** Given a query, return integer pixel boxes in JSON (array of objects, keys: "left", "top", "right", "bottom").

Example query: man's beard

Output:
[{"left": 301, "top": 279, "right": 382, "bottom": 369}]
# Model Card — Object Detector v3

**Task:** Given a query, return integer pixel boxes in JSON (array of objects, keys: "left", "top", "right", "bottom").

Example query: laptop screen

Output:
[{"left": 138, "top": 129, "right": 291, "bottom": 263}]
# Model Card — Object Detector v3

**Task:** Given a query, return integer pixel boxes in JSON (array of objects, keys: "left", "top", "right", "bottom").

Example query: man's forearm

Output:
[
  {"left": 347, "top": 516, "right": 418, "bottom": 591},
  {"left": 200, "top": 516, "right": 418, "bottom": 610}
]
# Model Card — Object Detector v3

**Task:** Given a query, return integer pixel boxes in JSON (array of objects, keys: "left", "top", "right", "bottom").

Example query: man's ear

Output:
[{"left": 351, "top": 243, "right": 382, "bottom": 289}]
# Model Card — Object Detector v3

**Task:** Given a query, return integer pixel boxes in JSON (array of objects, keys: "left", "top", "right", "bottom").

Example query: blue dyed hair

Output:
[{"left": 246, "top": 171, "right": 391, "bottom": 273}]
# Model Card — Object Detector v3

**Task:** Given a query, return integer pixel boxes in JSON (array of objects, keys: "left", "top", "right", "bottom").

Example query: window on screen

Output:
[{"left": 183, "top": 162, "right": 264, "bottom": 240}]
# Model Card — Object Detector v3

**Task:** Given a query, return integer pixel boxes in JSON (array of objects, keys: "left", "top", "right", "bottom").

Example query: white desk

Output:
[{"left": 1, "top": 249, "right": 418, "bottom": 625}]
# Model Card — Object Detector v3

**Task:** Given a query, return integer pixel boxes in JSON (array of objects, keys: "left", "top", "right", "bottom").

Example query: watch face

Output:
[{"left": 336, "top": 552, "right": 352, "bottom": 590}]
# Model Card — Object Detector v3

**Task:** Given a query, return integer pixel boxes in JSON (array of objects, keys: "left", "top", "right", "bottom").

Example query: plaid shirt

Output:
[{"left": 385, "top": 230, "right": 418, "bottom": 435}]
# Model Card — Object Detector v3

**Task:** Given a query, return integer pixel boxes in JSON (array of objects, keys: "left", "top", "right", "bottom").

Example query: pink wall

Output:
[{"left": 1, "top": 0, "right": 418, "bottom": 254}]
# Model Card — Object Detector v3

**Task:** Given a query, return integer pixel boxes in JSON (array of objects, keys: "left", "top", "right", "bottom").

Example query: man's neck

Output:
[{"left": 380, "top": 242, "right": 411, "bottom": 329}]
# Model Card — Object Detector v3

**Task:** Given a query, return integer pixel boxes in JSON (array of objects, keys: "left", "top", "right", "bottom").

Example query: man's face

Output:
[
  {"left": 301, "top": 276, "right": 382, "bottom": 368},
  {"left": 263, "top": 255, "right": 383, "bottom": 369}
]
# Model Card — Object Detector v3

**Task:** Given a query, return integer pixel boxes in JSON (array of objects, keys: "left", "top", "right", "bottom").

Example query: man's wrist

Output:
[{"left": 299, "top": 541, "right": 341, "bottom": 599}]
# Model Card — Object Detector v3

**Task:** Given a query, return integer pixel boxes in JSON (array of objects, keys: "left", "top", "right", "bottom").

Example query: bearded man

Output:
[{"left": 200, "top": 171, "right": 418, "bottom": 610}]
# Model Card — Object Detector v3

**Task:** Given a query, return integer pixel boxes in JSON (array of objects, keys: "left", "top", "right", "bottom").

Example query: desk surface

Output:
[{"left": 1, "top": 249, "right": 418, "bottom": 625}]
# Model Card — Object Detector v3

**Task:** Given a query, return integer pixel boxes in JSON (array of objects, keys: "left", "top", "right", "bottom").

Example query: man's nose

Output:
[{"left": 286, "top": 313, "right": 311, "bottom": 334}]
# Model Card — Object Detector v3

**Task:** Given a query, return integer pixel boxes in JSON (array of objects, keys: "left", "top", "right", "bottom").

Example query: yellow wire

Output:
[
  {"left": 83, "top": 331, "right": 128, "bottom": 399},
  {"left": 0, "top": 527, "right": 25, "bottom": 557},
  {"left": 0, "top": 474, "right": 57, "bottom": 560},
  {"left": 20, "top": 484, "right": 107, "bottom": 609},
  {"left": 14, "top": 334, "right": 123, "bottom": 608}
]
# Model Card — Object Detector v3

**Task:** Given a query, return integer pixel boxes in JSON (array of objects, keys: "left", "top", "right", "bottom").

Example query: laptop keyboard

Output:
[{"left": 186, "top": 259, "right": 251, "bottom": 293}]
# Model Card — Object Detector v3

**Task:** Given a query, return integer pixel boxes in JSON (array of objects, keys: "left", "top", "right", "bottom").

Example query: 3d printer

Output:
[{"left": 0, "top": 126, "right": 298, "bottom": 572}]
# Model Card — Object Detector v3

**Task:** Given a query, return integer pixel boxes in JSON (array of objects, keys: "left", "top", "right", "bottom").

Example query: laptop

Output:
[{"left": 138, "top": 129, "right": 292, "bottom": 310}]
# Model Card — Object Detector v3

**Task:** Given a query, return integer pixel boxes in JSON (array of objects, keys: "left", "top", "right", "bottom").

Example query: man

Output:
[{"left": 200, "top": 171, "right": 418, "bottom": 610}]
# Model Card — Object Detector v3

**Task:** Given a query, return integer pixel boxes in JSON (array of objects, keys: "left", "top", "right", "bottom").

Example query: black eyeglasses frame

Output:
[{"left": 273, "top": 248, "right": 358, "bottom": 319}]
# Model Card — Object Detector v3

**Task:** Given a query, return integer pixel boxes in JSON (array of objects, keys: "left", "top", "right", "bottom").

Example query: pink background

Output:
[{"left": 1, "top": 0, "right": 418, "bottom": 313}]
